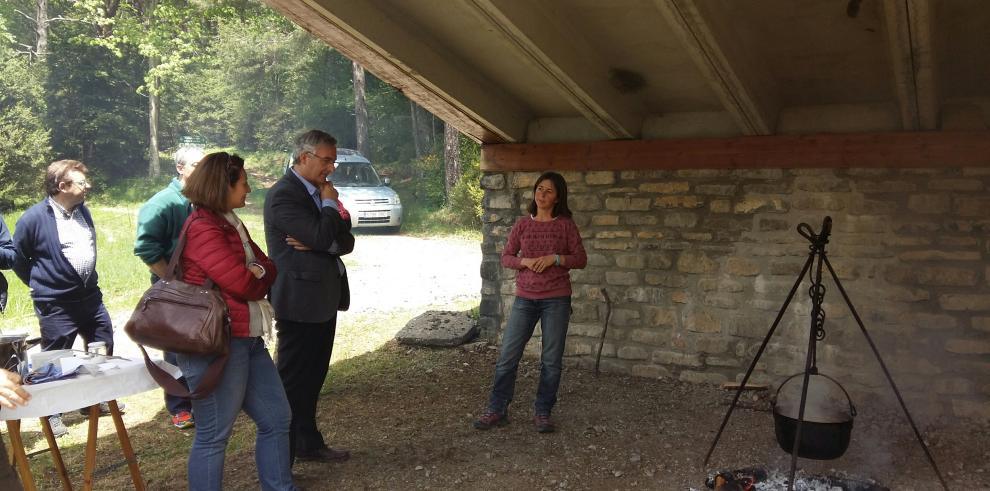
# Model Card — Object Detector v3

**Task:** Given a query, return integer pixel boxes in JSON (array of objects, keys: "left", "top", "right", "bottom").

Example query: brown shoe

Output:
[{"left": 296, "top": 446, "right": 350, "bottom": 463}]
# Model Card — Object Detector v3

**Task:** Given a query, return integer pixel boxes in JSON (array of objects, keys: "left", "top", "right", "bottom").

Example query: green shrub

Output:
[{"left": 0, "top": 51, "right": 51, "bottom": 208}]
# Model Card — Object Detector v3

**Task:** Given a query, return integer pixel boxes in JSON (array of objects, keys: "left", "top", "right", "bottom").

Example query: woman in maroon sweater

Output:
[
  {"left": 475, "top": 171, "right": 587, "bottom": 433},
  {"left": 179, "top": 152, "right": 296, "bottom": 491}
]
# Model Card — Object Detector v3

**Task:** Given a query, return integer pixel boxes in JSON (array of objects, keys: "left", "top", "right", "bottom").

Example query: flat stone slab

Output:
[{"left": 396, "top": 310, "right": 478, "bottom": 347}]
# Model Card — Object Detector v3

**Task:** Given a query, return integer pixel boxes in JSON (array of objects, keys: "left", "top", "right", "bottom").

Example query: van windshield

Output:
[{"left": 333, "top": 163, "right": 381, "bottom": 187}]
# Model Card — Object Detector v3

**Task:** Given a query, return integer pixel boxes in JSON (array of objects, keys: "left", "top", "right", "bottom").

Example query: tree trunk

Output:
[
  {"left": 34, "top": 0, "right": 48, "bottom": 59},
  {"left": 148, "top": 64, "right": 160, "bottom": 177},
  {"left": 352, "top": 61, "right": 369, "bottom": 157},
  {"left": 443, "top": 122, "right": 461, "bottom": 201},
  {"left": 410, "top": 100, "right": 423, "bottom": 158}
]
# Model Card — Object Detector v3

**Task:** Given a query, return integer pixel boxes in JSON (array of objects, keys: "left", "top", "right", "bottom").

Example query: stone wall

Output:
[{"left": 478, "top": 167, "right": 990, "bottom": 419}]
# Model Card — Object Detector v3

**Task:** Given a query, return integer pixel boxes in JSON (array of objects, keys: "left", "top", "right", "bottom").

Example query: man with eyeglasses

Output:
[
  {"left": 12, "top": 160, "right": 116, "bottom": 437},
  {"left": 264, "top": 129, "right": 355, "bottom": 465}
]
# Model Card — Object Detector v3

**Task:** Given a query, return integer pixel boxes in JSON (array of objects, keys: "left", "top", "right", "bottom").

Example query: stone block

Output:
[
  {"left": 610, "top": 308, "right": 641, "bottom": 327},
  {"left": 744, "top": 182, "right": 791, "bottom": 194},
  {"left": 896, "top": 312, "right": 958, "bottom": 330},
  {"left": 628, "top": 326, "right": 672, "bottom": 345},
  {"left": 487, "top": 194, "right": 514, "bottom": 209},
  {"left": 682, "top": 232, "right": 714, "bottom": 241},
  {"left": 725, "top": 257, "right": 760, "bottom": 276},
  {"left": 679, "top": 370, "right": 728, "bottom": 385},
  {"left": 569, "top": 269, "right": 604, "bottom": 285},
  {"left": 933, "top": 378, "right": 974, "bottom": 395},
  {"left": 973, "top": 317, "right": 990, "bottom": 332},
  {"left": 710, "top": 199, "right": 732, "bottom": 213},
  {"left": 644, "top": 272, "right": 686, "bottom": 287},
  {"left": 594, "top": 239, "right": 635, "bottom": 251},
  {"left": 617, "top": 345, "right": 650, "bottom": 360},
  {"left": 794, "top": 177, "right": 851, "bottom": 192},
  {"left": 945, "top": 339, "right": 990, "bottom": 354},
  {"left": 480, "top": 174, "right": 505, "bottom": 190},
  {"left": 907, "top": 194, "right": 951, "bottom": 214},
  {"left": 564, "top": 339, "right": 595, "bottom": 356},
  {"left": 792, "top": 194, "right": 845, "bottom": 211},
  {"left": 955, "top": 197, "right": 990, "bottom": 216},
  {"left": 646, "top": 252, "right": 674, "bottom": 270},
  {"left": 654, "top": 196, "right": 704, "bottom": 208},
  {"left": 592, "top": 214, "right": 620, "bottom": 226},
  {"left": 675, "top": 169, "right": 732, "bottom": 178},
  {"left": 644, "top": 306, "right": 678, "bottom": 327},
  {"left": 930, "top": 179, "right": 984, "bottom": 191},
  {"left": 639, "top": 181, "right": 689, "bottom": 193},
  {"left": 733, "top": 169, "right": 784, "bottom": 179},
  {"left": 623, "top": 287, "right": 662, "bottom": 304},
  {"left": 571, "top": 194, "right": 603, "bottom": 211},
  {"left": 670, "top": 291, "right": 689, "bottom": 304},
  {"left": 705, "top": 356, "right": 741, "bottom": 367},
  {"left": 695, "top": 337, "right": 729, "bottom": 354},
  {"left": 855, "top": 180, "right": 916, "bottom": 193},
  {"left": 396, "top": 310, "right": 479, "bottom": 347},
  {"left": 605, "top": 196, "right": 652, "bottom": 211},
  {"left": 685, "top": 310, "right": 720, "bottom": 333},
  {"left": 759, "top": 218, "right": 790, "bottom": 231},
  {"left": 695, "top": 184, "right": 737, "bottom": 196},
  {"left": 631, "top": 364, "right": 671, "bottom": 379},
  {"left": 898, "top": 250, "right": 981, "bottom": 261},
  {"left": 585, "top": 171, "right": 616, "bottom": 185},
  {"left": 652, "top": 350, "right": 703, "bottom": 367},
  {"left": 734, "top": 197, "right": 787, "bottom": 214},
  {"left": 937, "top": 236, "right": 979, "bottom": 247},
  {"left": 703, "top": 293, "right": 739, "bottom": 309},
  {"left": 624, "top": 213, "right": 659, "bottom": 226},
  {"left": 677, "top": 250, "right": 718, "bottom": 274},
  {"left": 595, "top": 230, "right": 633, "bottom": 239},
  {"left": 938, "top": 294, "right": 990, "bottom": 311},
  {"left": 664, "top": 212, "right": 698, "bottom": 228},
  {"left": 606, "top": 271, "right": 639, "bottom": 286},
  {"left": 511, "top": 172, "right": 539, "bottom": 189}
]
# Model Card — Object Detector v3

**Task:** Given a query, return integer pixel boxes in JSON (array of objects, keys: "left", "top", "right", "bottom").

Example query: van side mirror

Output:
[{"left": 383, "top": 176, "right": 391, "bottom": 186}]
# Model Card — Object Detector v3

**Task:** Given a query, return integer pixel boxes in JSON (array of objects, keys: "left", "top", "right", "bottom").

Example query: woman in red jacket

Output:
[{"left": 179, "top": 152, "right": 296, "bottom": 491}]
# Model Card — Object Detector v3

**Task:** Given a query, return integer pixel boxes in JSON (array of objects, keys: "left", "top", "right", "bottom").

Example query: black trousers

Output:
[
  {"left": 275, "top": 317, "right": 337, "bottom": 463},
  {"left": 0, "top": 437, "right": 24, "bottom": 490},
  {"left": 33, "top": 299, "right": 114, "bottom": 353}
]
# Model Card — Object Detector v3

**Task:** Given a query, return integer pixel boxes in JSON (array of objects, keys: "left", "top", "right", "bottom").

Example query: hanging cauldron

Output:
[
  {"left": 772, "top": 372, "right": 856, "bottom": 460},
  {"left": 0, "top": 333, "right": 42, "bottom": 375}
]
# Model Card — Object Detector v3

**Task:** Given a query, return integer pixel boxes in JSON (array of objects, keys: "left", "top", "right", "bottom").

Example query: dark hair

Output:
[
  {"left": 183, "top": 152, "right": 245, "bottom": 212},
  {"left": 527, "top": 171, "right": 571, "bottom": 218},
  {"left": 292, "top": 129, "right": 338, "bottom": 165},
  {"left": 45, "top": 160, "right": 87, "bottom": 197}
]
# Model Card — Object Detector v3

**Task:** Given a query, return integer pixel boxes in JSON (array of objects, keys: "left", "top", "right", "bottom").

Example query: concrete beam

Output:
[
  {"left": 466, "top": 0, "right": 643, "bottom": 139},
  {"left": 883, "top": 0, "right": 939, "bottom": 130},
  {"left": 264, "top": 0, "right": 530, "bottom": 143},
  {"left": 482, "top": 131, "right": 990, "bottom": 172},
  {"left": 655, "top": 0, "right": 778, "bottom": 135}
]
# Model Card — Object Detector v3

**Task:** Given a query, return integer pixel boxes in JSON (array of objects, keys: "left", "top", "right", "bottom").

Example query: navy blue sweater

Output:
[
  {"left": 13, "top": 200, "right": 102, "bottom": 303},
  {"left": 0, "top": 214, "right": 15, "bottom": 269}
]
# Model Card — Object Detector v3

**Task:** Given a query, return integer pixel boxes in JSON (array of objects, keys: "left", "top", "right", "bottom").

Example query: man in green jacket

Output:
[{"left": 133, "top": 145, "right": 203, "bottom": 429}]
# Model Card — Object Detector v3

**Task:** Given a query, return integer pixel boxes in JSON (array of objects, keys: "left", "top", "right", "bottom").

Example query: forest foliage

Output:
[{"left": 0, "top": 0, "right": 481, "bottom": 227}]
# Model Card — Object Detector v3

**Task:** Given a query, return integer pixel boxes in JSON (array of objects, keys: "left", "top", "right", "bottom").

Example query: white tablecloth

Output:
[{"left": 0, "top": 358, "right": 171, "bottom": 420}]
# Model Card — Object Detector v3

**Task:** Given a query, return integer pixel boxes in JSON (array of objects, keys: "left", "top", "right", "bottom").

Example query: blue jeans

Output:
[
  {"left": 488, "top": 296, "right": 571, "bottom": 416},
  {"left": 177, "top": 337, "right": 296, "bottom": 491}
]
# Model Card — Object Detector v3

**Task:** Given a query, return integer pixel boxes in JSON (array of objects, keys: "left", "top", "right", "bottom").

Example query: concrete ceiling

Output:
[{"left": 264, "top": 0, "right": 990, "bottom": 144}]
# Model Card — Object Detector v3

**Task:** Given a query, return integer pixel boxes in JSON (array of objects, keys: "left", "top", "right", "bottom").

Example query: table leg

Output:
[
  {"left": 82, "top": 405, "right": 99, "bottom": 491},
  {"left": 107, "top": 401, "right": 145, "bottom": 491},
  {"left": 5, "top": 420, "right": 38, "bottom": 491},
  {"left": 39, "top": 417, "right": 73, "bottom": 491}
]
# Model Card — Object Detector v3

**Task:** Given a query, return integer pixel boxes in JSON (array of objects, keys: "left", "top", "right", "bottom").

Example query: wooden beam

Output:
[
  {"left": 655, "top": 0, "right": 778, "bottom": 136},
  {"left": 263, "top": 0, "right": 530, "bottom": 143},
  {"left": 481, "top": 131, "right": 990, "bottom": 171},
  {"left": 466, "top": 0, "right": 642, "bottom": 139},
  {"left": 883, "top": 0, "right": 939, "bottom": 131}
]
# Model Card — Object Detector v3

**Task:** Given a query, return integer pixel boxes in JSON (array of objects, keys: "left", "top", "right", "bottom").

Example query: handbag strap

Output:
[
  {"left": 138, "top": 345, "right": 227, "bottom": 399},
  {"left": 165, "top": 214, "right": 215, "bottom": 289}
]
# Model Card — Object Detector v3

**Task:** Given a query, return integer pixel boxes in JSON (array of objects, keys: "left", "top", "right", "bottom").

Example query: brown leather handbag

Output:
[{"left": 124, "top": 217, "right": 229, "bottom": 399}]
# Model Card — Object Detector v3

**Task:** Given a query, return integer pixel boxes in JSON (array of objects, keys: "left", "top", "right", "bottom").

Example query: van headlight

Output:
[{"left": 391, "top": 195, "right": 401, "bottom": 205}]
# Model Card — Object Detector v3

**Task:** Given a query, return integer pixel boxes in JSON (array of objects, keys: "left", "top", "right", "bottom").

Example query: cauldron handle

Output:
[{"left": 775, "top": 372, "right": 856, "bottom": 417}]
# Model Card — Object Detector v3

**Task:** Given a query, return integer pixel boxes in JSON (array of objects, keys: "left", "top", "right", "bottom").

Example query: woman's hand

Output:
[
  {"left": 285, "top": 235, "right": 312, "bottom": 251},
  {"left": 522, "top": 255, "right": 556, "bottom": 273},
  {"left": 247, "top": 263, "right": 266, "bottom": 279}
]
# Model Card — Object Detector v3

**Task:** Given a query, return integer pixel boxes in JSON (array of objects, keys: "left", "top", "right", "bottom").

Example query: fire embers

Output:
[
  {"left": 705, "top": 466, "right": 768, "bottom": 491},
  {"left": 704, "top": 466, "right": 889, "bottom": 491}
]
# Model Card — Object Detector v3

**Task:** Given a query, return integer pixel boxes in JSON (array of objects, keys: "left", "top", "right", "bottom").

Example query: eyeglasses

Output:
[
  {"left": 306, "top": 151, "right": 336, "bottom": 167},
  {"left": 66, "top": 180, "right": 89, "bottom": 188}
]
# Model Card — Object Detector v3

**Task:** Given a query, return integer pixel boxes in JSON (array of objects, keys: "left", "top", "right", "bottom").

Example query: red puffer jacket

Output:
[{"left": 180, "top": 208, "right": 277, "bottom": 337}]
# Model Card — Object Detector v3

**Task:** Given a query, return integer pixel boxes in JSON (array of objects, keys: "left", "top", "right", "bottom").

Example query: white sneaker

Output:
[{"left": 48, "top": 415, "right": 69, "bottom": 438}]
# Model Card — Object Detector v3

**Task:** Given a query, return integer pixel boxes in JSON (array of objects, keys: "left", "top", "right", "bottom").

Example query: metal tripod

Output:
[{"left": 702, "top": 217, "right": 949, "bottom": 491}]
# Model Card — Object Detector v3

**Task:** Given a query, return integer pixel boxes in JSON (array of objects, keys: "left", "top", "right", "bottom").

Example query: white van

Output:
[{"left": 332, "top": 149, "right": 403, "bottom": 233}]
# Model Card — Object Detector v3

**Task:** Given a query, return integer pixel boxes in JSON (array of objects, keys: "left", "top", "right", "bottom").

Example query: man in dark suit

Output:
[{"left": 264, "top": 129, "right": 355, "bottom": 465}]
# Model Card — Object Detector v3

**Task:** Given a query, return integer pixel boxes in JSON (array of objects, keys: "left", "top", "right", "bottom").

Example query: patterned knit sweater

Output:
[{"left": 501, "top": 215, "right": 587, "bottom": 299}]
